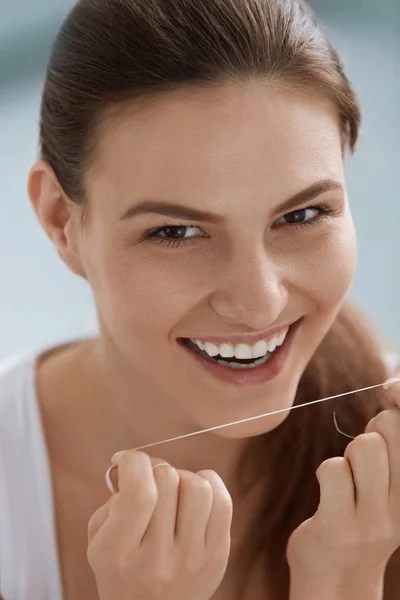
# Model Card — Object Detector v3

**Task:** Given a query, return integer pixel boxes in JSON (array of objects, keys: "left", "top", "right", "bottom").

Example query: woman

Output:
[{"left": 0, "top": 0, "right": 399, "bottom": 598}]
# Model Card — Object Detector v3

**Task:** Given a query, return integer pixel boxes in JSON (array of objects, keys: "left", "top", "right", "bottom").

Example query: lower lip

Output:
[{"left": 181, "top": 321, "right": 300, "bottom": 387}]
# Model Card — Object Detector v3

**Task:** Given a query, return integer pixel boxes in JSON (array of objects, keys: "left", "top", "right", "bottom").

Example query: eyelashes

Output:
[
  {"left": 140, "top": 202, "right": 337, "bottom": 249},
  {"left": 141, "top": 224, "right": 205, "bottom": 248}
]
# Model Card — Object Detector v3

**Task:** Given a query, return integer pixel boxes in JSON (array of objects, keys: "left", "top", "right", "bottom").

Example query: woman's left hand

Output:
[{"left": 286, "top": 379, "right": 400, "bottom": 595}]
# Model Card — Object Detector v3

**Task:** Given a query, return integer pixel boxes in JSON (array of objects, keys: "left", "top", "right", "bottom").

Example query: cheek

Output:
[
  {"left": 84, "top": 218, "right": 357, "bottom": 339},
  {"left": 288, "top": 219, "right": 357, "bottom": 309},
  {"left": 314, "top": 226, "right": 357, "bottom": 308},
  {"left": 84, "top": 236, "right": 214, "bottom": 337}
]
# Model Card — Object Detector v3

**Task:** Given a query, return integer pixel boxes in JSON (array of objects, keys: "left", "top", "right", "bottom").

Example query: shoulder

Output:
[
  {"left": 0, "top": 351, "right": 44, "bottom": 466},
  {"left": 0, "top": 354, "right": 38, "bottom": 474},
  {"left": 0, "top": 352, "right": 33, "bottom": 417}
]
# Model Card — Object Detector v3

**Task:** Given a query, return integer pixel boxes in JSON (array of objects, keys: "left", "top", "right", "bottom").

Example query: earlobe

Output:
[{"left": 27, "top": 160, "right": 86, "bottom": 279}]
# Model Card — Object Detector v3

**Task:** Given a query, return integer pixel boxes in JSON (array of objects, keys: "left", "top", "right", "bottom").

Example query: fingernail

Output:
[
  {"left": 152, "top": 462, "right": 170, "bottom": 470},
  {"left": 383, "top": 377, "right": 400, "bottom": 391},
  {"left": 105, "top": 466, "right": 116, "bottom": 494}
]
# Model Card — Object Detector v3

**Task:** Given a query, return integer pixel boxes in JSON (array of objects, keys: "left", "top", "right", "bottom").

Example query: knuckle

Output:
[
  {"left": 345, "top": 432, "right": 384, "bottom": 457},
  {"left": 326, "top": 518, "right": 395, "bottom": 550},
  {"left": 209, "top": 539, "right": 231, "bottom": 566},
  {"left": 197, "top": 469, "right": 230, "bottom": 501},
  {"left": 180, "top": 470, "right": 212, "bottom": 494},
  {"left": 216, "top": 487, "right": 233, "bottom": 512},
  {"left": 367, "top": 410, "right": 398, "bottom": 436},
  {"left": 316, "top": 456, "right": 343, "bottom": 477},
  {"left": 197, "top": 469, "right": 222, "bottom": 487},
  {"left": 361, "top": 517, "right": 394, "bottom": 546},
  {"left": 158, "top": 465, "right": 180, "bottom": 485},
  {"left": 196, "top": 468, "right": 219, "bottom": 480},
  {"left": 195, "top": 477, "right": 213, "bottom": 495},
  {"left": 139, "top": 482, "right": 159, "bottom": 506},
  {"left": 117, "top": 480, "right": 158, "bottom": 510},
  {"left": 184, "top": 547, "right": 205, "bottom": 573},
  {"left": 153, "top": 555, "right": 175, "bottom": 584}
]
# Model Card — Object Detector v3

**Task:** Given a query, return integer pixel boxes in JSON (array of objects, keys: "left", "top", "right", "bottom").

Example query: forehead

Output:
[{"left": 90, "top": 81, "right": 344, "bottom": 210}]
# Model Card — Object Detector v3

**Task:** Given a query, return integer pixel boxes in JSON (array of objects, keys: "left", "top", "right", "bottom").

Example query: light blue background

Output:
[{"left": 0, "top": 0, "right": 399, "bottom": 359}]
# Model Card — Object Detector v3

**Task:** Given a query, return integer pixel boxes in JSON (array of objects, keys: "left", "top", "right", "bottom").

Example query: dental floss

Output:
[
  {"left": 332, "top": 376, "right": 400, "bottom": 439},
  {"left": 332, "top": 411, "right": 356, "bottom": 440},
  {"left": 133, "top": 378, "right": 399, "bottom": 452},
  {"left": 383, "top": 377, "right": 400, "bottom": 391}
]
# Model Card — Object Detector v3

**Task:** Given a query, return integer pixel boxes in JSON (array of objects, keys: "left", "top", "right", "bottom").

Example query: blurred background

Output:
[{"left": 0, "top": 0, "right": 399, "bottom": 359}]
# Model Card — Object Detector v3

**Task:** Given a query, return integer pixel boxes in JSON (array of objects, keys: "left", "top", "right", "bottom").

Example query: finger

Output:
[
  {"left": 143, "top": 464, "right": 180, "bottom": 544},
  {"left": 383, "top": 379, "right": 400, "bottom": 408},
  {"left": 365, "top": 410, "right": 400, "bottom": 498},
  {"left": 109, "top": 452, "right": 169, "bottom": 493},
  {"left": 316, "top": 457, "right": 355, "bottom": 526},
  {"left": 109, "top": 450, "right": 158, "bottom": 539},
  {"left": 196, "top": 470, "right": 233, "bottom": 549},
  {"left": 175, "top": 470, "right": 213, "bottom": 546},
  {"left": 88, "top": 500, "right": 111, "bottom": 544},
  {"left": 344, "top": 432, "right": 389, "bottom": 515},
  {"left": 110, "top": 451, "right": 167, "bottom": 494}
]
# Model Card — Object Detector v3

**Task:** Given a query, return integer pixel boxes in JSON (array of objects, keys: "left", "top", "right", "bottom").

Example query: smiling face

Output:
[{"left": 68, "top": 81, "right": 357, "bottom": 437}]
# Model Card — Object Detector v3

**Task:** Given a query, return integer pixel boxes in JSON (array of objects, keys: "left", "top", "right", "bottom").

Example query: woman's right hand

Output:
[{"left": 87, "top": 450, "right": 233, "bottom": 600}]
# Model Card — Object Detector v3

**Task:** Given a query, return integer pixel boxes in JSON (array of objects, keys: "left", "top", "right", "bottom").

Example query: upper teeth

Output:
[{"left": 192, "top": 328, "right": 289, "bottom": 360}]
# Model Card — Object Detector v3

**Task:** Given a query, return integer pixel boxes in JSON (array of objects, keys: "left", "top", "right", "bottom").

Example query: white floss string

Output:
[{"left": 133, "top": 378, "right": 400, "bottom": 452}]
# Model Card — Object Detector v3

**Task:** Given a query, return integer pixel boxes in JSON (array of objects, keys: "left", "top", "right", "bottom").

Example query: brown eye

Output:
[
  {"left": 283, "top": 208, "right": 318, "bottom": 224},
  {"left": 141, "top": 224, "right": 206, "bottom": 248},
  {"left": 275, "top": 206, "right": 324, "bottom": 227},
  {"left": 157, "top": 226, "right": 200, "bottom": 239}
]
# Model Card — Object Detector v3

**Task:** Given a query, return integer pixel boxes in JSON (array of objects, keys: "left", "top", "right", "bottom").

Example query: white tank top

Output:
[
  {"left": 0, "top": 351, "right": 63, "bottom": 600},
  {"left": 0, "top": 344, "right": 398, "bottom": 600}
]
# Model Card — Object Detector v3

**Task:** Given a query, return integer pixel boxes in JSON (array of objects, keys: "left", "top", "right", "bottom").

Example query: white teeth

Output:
[
  {"left": 277, "top": 331, "right": 287, "bottom": 346},
  {"left": 234, "top": 343, "right": 253, "bottom": 360},
  {"left": 204, "top": 342, "right": 220, "bottom": 357},
  {"left": 267, "top": 335, "right": 279, "bottom": 353},
  {"left": 217, "top": 353, "right": 271, "bottom": 369},
  {"left": 194, "top": 339, "right": 205, "bottom": 351},
  {"left": 219, "top": 343, "right": 234, "bottom": 358},
  {"left": 252, "top": 340, "right": 269, "bottom": 359},
  {"left": 192, "top": 326, "right": 289, "bottom": 361}
]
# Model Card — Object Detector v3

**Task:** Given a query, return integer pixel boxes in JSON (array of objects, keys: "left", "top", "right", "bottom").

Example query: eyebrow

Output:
[{"left": 120, "top": 179, "right": 344, "bottom": 223}]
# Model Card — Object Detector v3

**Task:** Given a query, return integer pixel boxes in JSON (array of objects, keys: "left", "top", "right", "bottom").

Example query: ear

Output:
[{"left": 28, "top": 160, "right": 86, "bottom": 279}]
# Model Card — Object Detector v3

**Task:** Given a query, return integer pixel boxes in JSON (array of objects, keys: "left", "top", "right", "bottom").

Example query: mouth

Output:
[{"left": 178, "top": 319, "right": 302, "bottom": 387}]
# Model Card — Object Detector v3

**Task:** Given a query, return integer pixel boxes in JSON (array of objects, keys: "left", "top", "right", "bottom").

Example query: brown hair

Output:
[{"left": 39, "top": 0, "right": 398, "bottom": 597}]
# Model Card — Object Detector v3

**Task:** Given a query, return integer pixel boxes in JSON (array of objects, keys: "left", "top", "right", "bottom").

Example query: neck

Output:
[
  {"left": 38, "top": 337, "right": 252, "bottom": 492},
  {"left": 96, "top": 335, "right": 250, "bottom": 486},
  {"left": 37, "top": 337, "right": 268, "bottom": 558}
]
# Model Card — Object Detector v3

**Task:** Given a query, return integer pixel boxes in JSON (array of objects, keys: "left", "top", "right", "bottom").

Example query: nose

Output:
[{"left": 209, "top": 251, "right": 288, "bottom": 330}]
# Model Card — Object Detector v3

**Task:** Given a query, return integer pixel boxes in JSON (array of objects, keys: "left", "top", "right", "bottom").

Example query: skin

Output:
[
  {"left": 29, "top": 81, "right": 357, "bottom": 480},
  {"left": 26, "top": 81, "right": 400, "bottom": 598},
  {"left": 287, "top": 386, "right": 400, "bottom": 599}
]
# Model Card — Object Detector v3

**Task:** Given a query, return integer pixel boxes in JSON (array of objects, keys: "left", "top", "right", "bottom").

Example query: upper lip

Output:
[{"left": 181, "top": 319, "right": 300, "bottom": 345}]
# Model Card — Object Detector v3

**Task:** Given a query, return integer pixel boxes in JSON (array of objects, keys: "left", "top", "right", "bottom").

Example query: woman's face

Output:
[{"left": 75, "top": 81, "right": 357, "bottom": 437}]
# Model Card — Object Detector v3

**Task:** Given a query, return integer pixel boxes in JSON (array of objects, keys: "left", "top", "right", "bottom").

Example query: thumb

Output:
[{"left": 383, "top": 378, "right": 400, "bottom": 409}]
